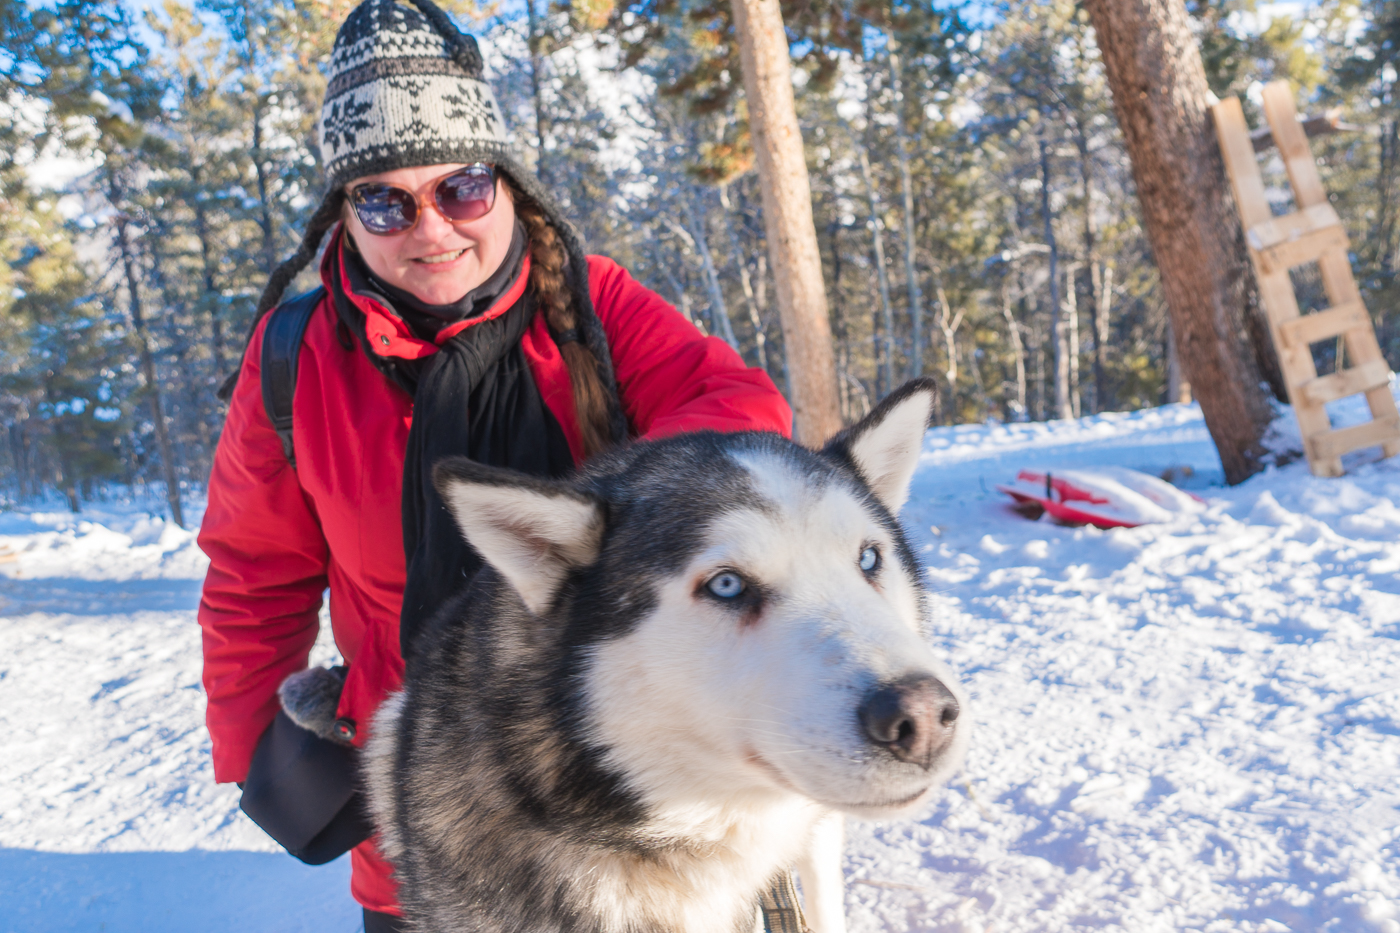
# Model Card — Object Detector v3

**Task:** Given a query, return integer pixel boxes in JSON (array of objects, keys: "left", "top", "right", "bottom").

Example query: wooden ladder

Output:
[{"left": 1211, "top": 81, "right": 1400, "bottom": 477}]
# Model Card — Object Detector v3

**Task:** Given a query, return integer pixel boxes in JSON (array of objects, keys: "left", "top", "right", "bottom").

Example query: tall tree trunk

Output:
[
  {"left": 887, "top": 46, "right": 925, "bottom": 379},
  {"left": 1093, "top": 261, "right": 1112, "bottom": 410},
  {"left": 933, "top": 275, "right": 963, "bottom": 422},
  {"left": 1166, "top": 318, "right": 1191, "bottom": 403},
  {"left": 1084, "top": 0, "right": 1274, "bottom": 483},
  {"left": 113, "top": 207, "right": 185, "bottom": 529},
  {"left": 827, "top": 221, "right": 859, "bottom": 424},
  {"left": 1002, "top": 279, "right": 1029, "bottom": 421},
  {"left": 678, "top": 200, "right": 741, "bottom": 350},
  {"left": 653, "top": 246, "right": 698, "bottom": 329},
  {"left": 10, "top": 421, "right": 29, "bottom": 500},
  {"left": 1076, "top": 135, "right": 1109, "bottom": 414},
  {"left": 149, "top": 224, "right": 215, "bottom": 470},
  {"left": 1065, "top": 263, "right": 1081, "bottom": 417},
  {"left": 191, "top": 167, "right": 225, "bottom": 373},
  {"left": 251, "top": 94, "right": 277, "bottom": 276},
  {"left": 57, "top": 458, "right": 79, "bottom": 513},
  {"left": 1373, "top": 118, "right": 1397, "bottom": 277},
  {"left": 526, "top": 0, "right": 552, "bottom": 187},
  {"left": 738, "top": 257, "right": 769, "bottom": 371},
  {"left": 718, "top": 185, "right": 768, "bottom": 371},
  {"left": 1038, "top": 131, "right": 1071, "bottom": 420},
  {"left": 1032, "top": 318, "right": 1046, "bottom": 421},
  {"left": 730, "top": 0, "right": 841, "bottom": 444},
  {"left": 859, "top": 148, "right": 897, "bottom": 397}
]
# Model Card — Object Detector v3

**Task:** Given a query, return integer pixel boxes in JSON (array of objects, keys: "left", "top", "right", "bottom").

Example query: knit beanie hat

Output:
[
  {"left": 318, "top": 0, "right": 509, "bottom": 190},
  {"left": 310, "top": 0, "right": 572, "bottom": 249}
]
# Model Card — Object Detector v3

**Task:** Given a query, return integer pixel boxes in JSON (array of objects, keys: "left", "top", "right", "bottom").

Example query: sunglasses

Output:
[{"left": 348, "top": 163, "right": 499, "bottom": 236}]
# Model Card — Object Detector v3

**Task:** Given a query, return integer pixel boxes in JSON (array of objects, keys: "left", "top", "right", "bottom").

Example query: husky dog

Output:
[{"left": 361, "top": 379, "right": 968, "bottom": 933}]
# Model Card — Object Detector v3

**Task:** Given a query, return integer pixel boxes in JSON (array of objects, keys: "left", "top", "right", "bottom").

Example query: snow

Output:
[
  {"left": 3, "top": 392, "right": 1399, "bottom": 932},
  {"left": 0, "top": 503, "right": 355, "bottom": 932}
]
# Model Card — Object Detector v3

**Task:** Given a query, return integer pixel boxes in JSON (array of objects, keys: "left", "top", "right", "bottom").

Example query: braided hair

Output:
[{"left": 506, "top": 177, "right": 615, "bottom": 458}]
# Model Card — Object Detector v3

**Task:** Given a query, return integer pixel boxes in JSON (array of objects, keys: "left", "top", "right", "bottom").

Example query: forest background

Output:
[{"left": 0, "top": 0, "right": 1397, "bottom": 525}]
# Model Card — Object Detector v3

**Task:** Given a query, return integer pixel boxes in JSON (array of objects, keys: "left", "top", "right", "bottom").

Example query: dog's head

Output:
[{"left": 435, "top": 378, "right": 966, "bottom": 818}]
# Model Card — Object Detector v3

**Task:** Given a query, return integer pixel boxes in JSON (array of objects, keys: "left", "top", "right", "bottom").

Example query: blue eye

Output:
[
  {"left": 860, "top": 546, "right": 880, "bottom": 573},
  {"left": 707, "top": 572, "right": 746, "bottom": 599}
]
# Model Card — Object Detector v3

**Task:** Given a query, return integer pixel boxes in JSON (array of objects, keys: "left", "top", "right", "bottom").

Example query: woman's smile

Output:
[{"left": 415, "top": 248, "right": 471, "bottom": 265}]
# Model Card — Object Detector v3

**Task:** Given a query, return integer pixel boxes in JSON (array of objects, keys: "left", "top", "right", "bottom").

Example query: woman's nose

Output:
[{"left": 413, "top": 199, "right": 458, "bottom": 241}]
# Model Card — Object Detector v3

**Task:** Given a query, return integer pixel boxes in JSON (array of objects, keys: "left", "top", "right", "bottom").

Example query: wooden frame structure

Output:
[{"left": 1212, "top": 81, "right": 1400, "bottom": 477}]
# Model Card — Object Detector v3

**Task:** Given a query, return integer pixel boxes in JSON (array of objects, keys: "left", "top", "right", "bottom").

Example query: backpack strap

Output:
[{"left": 260, "top": 286, "right": 326, "bottom": 468}]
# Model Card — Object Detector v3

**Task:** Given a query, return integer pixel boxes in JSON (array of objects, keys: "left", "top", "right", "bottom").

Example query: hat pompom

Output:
[{"left": 405, "top": 0, "right": 484, "bottom": 75}]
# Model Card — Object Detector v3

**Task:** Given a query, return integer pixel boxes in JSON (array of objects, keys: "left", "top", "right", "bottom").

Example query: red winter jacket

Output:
[{"left": 197, "top": 232, "right": 792, "bottom": 913}]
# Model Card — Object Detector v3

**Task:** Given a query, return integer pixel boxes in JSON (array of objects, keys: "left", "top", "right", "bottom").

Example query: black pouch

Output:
[{"left": 239, "top": 711, "right": 374, "bottom": 865}]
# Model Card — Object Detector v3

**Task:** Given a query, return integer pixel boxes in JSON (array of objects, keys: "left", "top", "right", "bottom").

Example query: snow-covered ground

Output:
[{"left": 2, "top": 392, "right": 1398, "bottom": 933}]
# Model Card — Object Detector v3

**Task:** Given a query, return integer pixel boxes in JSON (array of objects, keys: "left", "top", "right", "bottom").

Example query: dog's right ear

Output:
[
  {"left": 434, "top": 457, "right": 604, "bottom": 615},
  {"left": 821, "top": 378, "right": 937, "bottom": 514}
]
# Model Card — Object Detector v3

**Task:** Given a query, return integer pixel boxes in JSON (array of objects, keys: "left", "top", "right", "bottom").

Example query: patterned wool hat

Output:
[{"left": 318, "top": 0, "right": 512, "bottom": 190}]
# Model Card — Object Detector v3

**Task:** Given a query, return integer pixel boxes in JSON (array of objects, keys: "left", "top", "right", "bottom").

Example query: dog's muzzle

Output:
[{"left": 858, "top": 673, "right": 960, "bottom": 770}]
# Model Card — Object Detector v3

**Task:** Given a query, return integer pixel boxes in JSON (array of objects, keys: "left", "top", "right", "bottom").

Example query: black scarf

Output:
[{"left": 332, "top": 234, "right": 575, "bottom": 659}]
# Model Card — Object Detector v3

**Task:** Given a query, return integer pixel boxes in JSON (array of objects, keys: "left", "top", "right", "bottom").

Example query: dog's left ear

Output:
[
  {"left": 434, "top": 458, "right": 604, "bottom": 615},
  {"left": 821, "top": 378, "right": 937, "bottom": 514}
]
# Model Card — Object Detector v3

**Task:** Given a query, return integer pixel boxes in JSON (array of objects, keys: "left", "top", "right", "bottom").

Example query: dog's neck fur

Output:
[{"left": 568, "top": 787, "right": 820, "bottom": 930}]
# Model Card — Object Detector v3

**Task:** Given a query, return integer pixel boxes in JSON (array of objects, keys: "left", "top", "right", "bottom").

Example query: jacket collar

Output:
[{"left": 319, "top": 223, "right": 532, "bottom": 361}]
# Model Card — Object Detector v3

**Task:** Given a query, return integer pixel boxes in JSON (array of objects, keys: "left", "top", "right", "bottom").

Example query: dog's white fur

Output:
[
  {"left": 436, "top": 481, "right": 604, "bottom": 616},
  {"left": 373, "top": 384, "right": 967, "bottom": 932}
]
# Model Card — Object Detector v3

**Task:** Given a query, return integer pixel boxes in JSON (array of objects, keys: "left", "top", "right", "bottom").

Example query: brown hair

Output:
[{"left": 506, "top": 178, "right": 614, "bottom": 459}]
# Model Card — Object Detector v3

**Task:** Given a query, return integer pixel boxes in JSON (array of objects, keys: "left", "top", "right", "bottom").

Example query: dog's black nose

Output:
[{"left": 858, "top": 674, "right": 959, "bottom": 769}]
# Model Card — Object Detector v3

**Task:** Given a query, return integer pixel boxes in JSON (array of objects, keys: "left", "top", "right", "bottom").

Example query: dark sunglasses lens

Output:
[
  {"left": 436, "top": 167, "right": 496, "bottom": 222},
  {"left": 353, "top": 185, "right": 417, "bottom": 235}
]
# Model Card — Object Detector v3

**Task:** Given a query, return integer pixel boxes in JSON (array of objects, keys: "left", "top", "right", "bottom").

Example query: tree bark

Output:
[
  {"left": 730, "top": 0, "right": 841, "bottom": 445},
  {"left": 676, "top": 199, "right": 741, "bottom": 351},
  {"left": 718, "top": 185, "right": 769, "bottom": 371},
  {"left": 887, "top": 46, "right": 925, "bottom": 380},
  {"left": 932, "top": 272, "right": 962, "bottom": 422},
  {"left": 113, "top": 207, "right": 185, "bottom": 529},
  {"left": 1038, "top": 131, "right": 1071, "bottom": 421},
  {"left": 526, "top": 0, "right": 553, "bottom": 187},
  {"left": 1065, "top": 263, "right": 1081, "bottom": 418},
  {"left": 1084, "top": 0, "right": 1274, "bottom": 484},
  {"left": 859, "top": 148, "right": 896, "bottom": 397},
  {"left": 1092, "top": 261, "right": 1112, "bottom": 410},
  {"left": 250, "top": 94, "right": 277, "bottom": 276},
  {"left": 1377, "top": 119, "right": 1398, "bottom": 276},
  {"left": 1076, "top": 134, "right": 1109, "bottom": 414},
  {"left": 1002, "top": 279, "right": 1028, "bottom": 421},
  {"left": 1166, "top": 318, "right": 1191, "bottom": 404},
  {"left": 190, "top": 166, "right": 225, "bottom": 373}
]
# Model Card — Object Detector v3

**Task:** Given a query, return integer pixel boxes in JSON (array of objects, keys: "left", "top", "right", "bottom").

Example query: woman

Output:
[{"left": 196, "top": 0, "right": 791, "bottom": 928}]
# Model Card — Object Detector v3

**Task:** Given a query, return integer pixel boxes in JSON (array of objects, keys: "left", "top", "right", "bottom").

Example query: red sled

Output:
[{"left": 995, "top": 467, "right": 1204, "bottom": 529}]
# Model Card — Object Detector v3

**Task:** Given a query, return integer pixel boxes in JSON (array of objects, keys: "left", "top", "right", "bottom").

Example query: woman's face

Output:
[{"left": 343, "top": 163, "right": 517, "bottom": 306}]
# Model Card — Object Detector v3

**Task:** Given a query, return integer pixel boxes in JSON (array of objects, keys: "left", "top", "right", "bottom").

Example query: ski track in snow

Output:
[{"left": 2, "top": 396, "right": 1399, "bottom": 933}]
